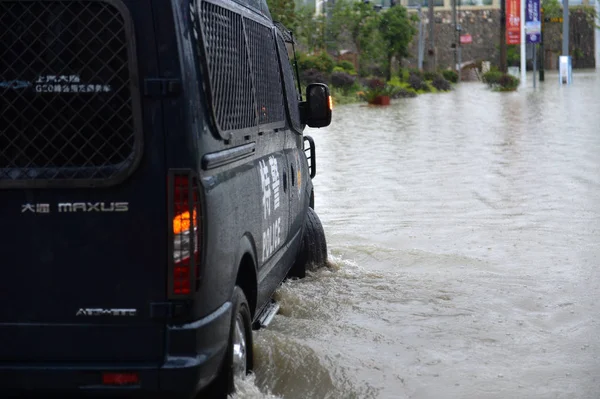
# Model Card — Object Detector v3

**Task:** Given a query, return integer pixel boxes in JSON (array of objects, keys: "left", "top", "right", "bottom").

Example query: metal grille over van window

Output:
[
  {"left": 244, "top": 18, "right": 284, "bottom": 127},
  {"left": 200, "top": 2, "right": 256, "bottom": 133},
  {"left": 0, "top": 1, "right": 141, "bottom": 187},
  {"left": 275, "top": 35, "right": 303, "bottom": 133}
]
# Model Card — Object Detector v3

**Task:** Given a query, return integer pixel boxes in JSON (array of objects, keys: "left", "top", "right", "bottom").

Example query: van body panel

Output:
[{"left": 0, "top": 0, "right": 168, "bottom": 364}]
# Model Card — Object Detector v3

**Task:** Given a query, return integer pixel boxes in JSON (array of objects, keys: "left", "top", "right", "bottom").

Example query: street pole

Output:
[
  {"left": 418, "top": 5, "right": 424, "bottom": 70},
  {"left": 540, "top": 7, "right": 545, "bottom": 81},
  {"left": 533, "top": 43, "right": 537, "bottom": 88},
  {"left": 452, "top": 0, "right": 457, "bottom": 74},
  {"left": 428, "top": 0, "right": 435, "bottom": 71},
  {"left": 500, "top": 0, "right": 507, "bottom": 72},
  {"left": 520, "top": 0, "right": 526, "bottom": 86},
  {"left": 458, "top": 26, "right": 462, "bottom": 82},
  {"left": 562, "top": 0, "right": 569, "bottom": 55}
]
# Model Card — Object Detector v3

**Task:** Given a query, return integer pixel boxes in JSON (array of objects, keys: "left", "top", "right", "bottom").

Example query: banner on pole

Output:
[
  {"left": 506, "top": 0, "right": 521, "bottom": 45},
  {"left": 525, "top": 0, "right": 541, "bottom": 43}
]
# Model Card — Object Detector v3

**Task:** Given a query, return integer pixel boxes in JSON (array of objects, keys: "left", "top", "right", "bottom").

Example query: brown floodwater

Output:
[{"left": 234, "top": 70, "right": 600, "bottom": 399}]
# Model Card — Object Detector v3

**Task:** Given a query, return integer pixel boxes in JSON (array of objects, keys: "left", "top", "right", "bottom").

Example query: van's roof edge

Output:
[{"left": 230, "top": 0, "right": 273, "bottom": 20}]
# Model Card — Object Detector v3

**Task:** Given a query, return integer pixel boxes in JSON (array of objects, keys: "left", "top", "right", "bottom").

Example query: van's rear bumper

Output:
[{"left": 0, "top": 302, "right": 232, "bottom": 399}]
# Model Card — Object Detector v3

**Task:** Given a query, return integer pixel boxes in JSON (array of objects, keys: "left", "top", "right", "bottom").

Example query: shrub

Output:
[
  {"left": 431, "top": 75, "right": 452, "bottom": 91},
  {"left": 482, "top": 70, "right": 503, "bottom": 86},
  {"left": 442, "top": 69, "right": 458, "bottom": 83},
  {"left": 297, "top": 52, "right": 335, "bottom": 73},
  {"left": 397, "top": 68, "right": 410, "bottom": 81},
  {"left": 297, "top": 53, "right": 317, "bottom": 71},
  {"left": 358, "top": 78, "right": 400, "bottom": 103},
  {"left": 364, "top": 64, "right": 386, "bottom": 78},
  {"left": 336, "top": 60, "right": 356, "bottom": 75},
  {"left": 408, "top": 68, "right": 423, "bottom": 80},
  {"left": 314, "top": 51, "right": 335, "bottom": 73},
  {"left": 393, "top": 87, "right": 417, "bottom": 98},
  {"left": 423, "top": 71, "right": 438, "bottom": 81},
  {"left": 388, "top": 76, "right": 404, "bottom": 88},
  {"left": 332, "top": 66, "right": 346, "bottom": 73},
  {"left": 300, "top": 68, "right": 329, "bottom": 85},
  {"left": 367, "top": 78, "right": 386, "bottom": 90},
  {"left": 331, "top": 71, "right": 356, "bottom": 92},
  {"left": 408, "top": 72, "right": 430, "bottom": 92},
  {"left": 497, "top": 74, "right": 520, "bottom": 91},
  {"left": 482, "top": 71, "right": 519, "bottom": 91}
]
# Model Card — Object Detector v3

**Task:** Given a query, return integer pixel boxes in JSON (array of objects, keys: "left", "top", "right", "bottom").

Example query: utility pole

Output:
[
  {"left": 452, "top": 0, "right": 458, "bottom": 74},
  {"left": 500, "top": 0, "right": 507, "bottom": 72},
  {"left": 562, "top": 0, "right": 569, "bottom": 55},
  {"left": 520, "top": 0, "right": 526, "bottom": 86},
  {"left": 428, "top": 0, "right": 435, "bottom": 71},
  {"left": 418, "top": 5, "right": 424, "bottom": 70},
  {"left": 540, "top": 7, "right": 545, "bottom": 81}
]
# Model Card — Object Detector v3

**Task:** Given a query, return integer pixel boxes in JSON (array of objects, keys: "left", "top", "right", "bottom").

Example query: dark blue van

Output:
[{"left": 0, "top": 0, "right": 331, "bottom": 397}]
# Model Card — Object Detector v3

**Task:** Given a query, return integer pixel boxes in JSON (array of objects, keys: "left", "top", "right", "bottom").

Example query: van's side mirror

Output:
[{"left": 300, "top": 83, "right": 332, "bottom": 128}]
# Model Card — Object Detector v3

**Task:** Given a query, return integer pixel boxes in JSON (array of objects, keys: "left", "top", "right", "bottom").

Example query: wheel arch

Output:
[{"left": 234, "top": 234, "right": 258, "bottom": 320}]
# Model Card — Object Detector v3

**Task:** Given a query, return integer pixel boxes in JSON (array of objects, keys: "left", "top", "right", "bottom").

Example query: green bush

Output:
[
  {"left": 408, "top": 68, "right": 424, "bottom": 80},
  {"left": 408, "top": 72, "right": 429, "bottom": 92},
  {"left": 423, "top": 71, "right": 438, "bottom": 81},
  {"left": 431, "top": 75, "right": 452, "bottom": 91},
  {"left": 330, "top": 86, "right": 361, "bottom": 105},
  {"left": 358, "top": 78, "right": 400, "bottom": 103},
  {"left": 297, "top": 52, "right": 335, "bottom": 73},
  {"left": 336, "top": 60, "right": 356, "bottom": 75},
  {"left": 482, "top": 70, "right": 503, "bottom": 86},
  {"left": 483, "top": 71, "right": 519, "bottom": 91},
  {"left": 397, "top": 68, "right": 410, "bottom": 81},
  {"left": 300, "top": 68, "right": 329, "bottom": 86},
  {"left": 388, "top": 76, "right": 405, "bottom": 88},
  {"left": 331, "top": 71, "right": 357, "bottom": 93},
  {"left": 394, "top": 87, "right": 417, "bottom": 98},
  {"left": 497, "top": 74, "right": 520, "bottom": 91},
  {"left": 442, "top": 69, "right": 458, "bottom": 83}
]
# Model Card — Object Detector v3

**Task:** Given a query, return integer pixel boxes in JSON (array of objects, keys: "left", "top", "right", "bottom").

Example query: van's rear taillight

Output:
[{"left": 168, "top": 170, "right": 201, "bottom": 298}]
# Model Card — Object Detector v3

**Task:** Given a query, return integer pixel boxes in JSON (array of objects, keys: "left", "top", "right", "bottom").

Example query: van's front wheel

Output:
[{"left": 287, "top": 207, "right": 328, "bottom": 279}]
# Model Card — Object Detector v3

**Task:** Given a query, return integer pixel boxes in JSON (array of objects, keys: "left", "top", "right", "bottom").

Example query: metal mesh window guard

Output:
[
  {"left": 0, "top": 0, "right": 141, "bottom": 187},
  {"left": 275, "top": 34, "right": 303, "bottom": 133},
  {"left": 244, "top": 18, "right": 284, "bottom": 128},
  {"left": 200, "top": 1, "right": 256, "bottom": 134}
]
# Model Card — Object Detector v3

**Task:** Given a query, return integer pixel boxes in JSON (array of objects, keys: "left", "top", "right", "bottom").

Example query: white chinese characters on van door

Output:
[{"left": 260, "top": 156, "right": 282, "bottom": 262}]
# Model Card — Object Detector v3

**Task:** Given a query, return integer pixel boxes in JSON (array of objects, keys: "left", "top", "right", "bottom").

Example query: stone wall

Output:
[
  {"left": 542, "top": 8, "right": 597, "bottom": 69},
  {"left": 402, "top": 7, "right": 596, "bottom": 71}
]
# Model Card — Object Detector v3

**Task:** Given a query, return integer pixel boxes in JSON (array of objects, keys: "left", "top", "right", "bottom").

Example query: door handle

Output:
[{"left": 290, "top": 164, "right": 295, "bottom": 187}]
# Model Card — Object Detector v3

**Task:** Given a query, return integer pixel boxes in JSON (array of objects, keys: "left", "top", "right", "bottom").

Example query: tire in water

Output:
[{"left": 287, "top": 207, "right": 328, "bottom": 279}]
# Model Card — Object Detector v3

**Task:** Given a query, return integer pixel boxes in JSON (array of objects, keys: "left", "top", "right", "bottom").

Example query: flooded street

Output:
[{"left": 236, "top": 70, "right": 600, "bottom": 399}]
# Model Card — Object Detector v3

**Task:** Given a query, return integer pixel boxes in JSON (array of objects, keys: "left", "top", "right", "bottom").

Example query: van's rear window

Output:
[{"left": 0, "top": 0, "right": 142, "bottom": 188}]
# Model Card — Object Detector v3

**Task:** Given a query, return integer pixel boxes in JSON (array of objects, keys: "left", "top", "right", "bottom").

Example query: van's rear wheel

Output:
[
  {"left": 287, "top": 207, "right": 328, "bottom": 279},
  {"left": 202, "top": 286, "right": 253, "bottom": 398}
]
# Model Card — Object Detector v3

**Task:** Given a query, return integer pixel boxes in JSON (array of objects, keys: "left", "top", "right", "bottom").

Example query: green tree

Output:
[
  {"left": 379, "top": 5, "right": 417, "bottom": 81},
  {"left": 541, "top": 0, "right": 561, "bottom": 18},
  {"left": 341, "top": 1, "right": 382, "bottom": 73},
  {"left": 266, "top": 0, "right": 297, "bottom": 30},
  {"left": 295, "top": 6, "right": 326, "bottom": 52}
]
